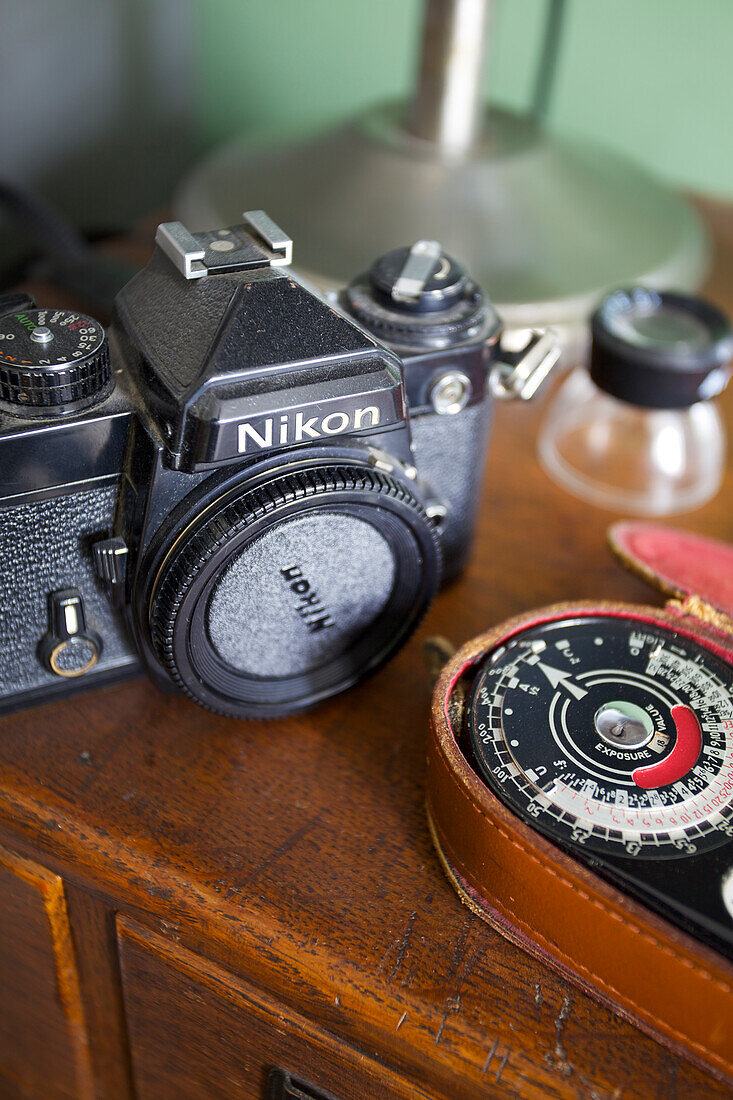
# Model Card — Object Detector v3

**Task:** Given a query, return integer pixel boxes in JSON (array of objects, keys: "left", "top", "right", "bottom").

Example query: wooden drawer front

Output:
[
  {"left": 0, "top": 845, "right": 93, "bottom": 1100},
  {"left": 117, "top": 917, "right": 429, "bottom": 1100}
]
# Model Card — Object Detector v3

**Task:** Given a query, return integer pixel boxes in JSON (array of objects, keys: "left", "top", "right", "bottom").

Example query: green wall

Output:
[{"left": 195, "top": 0, "right": 733, "bottom": 199}]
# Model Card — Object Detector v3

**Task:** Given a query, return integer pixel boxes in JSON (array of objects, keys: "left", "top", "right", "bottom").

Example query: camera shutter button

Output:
[{"left": 40, "top": 590, "right": 102, "bottom": 678}]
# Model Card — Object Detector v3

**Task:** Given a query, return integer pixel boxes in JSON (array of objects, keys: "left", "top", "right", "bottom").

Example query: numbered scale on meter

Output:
[{"left": 467, "top": 616, "right": 733, "bottom": 861}]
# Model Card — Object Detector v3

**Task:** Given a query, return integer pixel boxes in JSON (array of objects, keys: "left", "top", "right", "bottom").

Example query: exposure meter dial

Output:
[{"left": 467, "top": 616, "right": 733, "bottom": 861}]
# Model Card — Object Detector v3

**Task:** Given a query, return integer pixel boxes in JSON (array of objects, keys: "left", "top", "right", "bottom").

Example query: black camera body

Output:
[{"left": 0, "top": 213, "right": 555, "bottom": 718}]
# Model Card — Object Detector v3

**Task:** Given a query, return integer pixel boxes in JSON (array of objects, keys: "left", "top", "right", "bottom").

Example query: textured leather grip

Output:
[{"left": 427, "top": 601, "right": 733, "bottom": 1085}]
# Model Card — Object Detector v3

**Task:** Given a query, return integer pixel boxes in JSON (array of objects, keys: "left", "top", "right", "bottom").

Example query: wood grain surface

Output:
[
  {"left": 0, "top": 199, "right": 731, "bottom": 1099},
  {"left": 117, "top": 914, "right": 432, "bottom": 1099},
  {"left": 0, "top": 846, "right": 94, "bottom": 1099}
]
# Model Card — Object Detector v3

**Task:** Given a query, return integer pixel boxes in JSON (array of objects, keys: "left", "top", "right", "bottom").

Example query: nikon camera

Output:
[{"left": 0, "top": 212, "right": 556, "bottom": 718}]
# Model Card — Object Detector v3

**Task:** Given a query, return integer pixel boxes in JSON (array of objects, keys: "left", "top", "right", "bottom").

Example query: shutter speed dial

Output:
[{"left": 0, "top": 307, "right": 111, "bottom": 415}]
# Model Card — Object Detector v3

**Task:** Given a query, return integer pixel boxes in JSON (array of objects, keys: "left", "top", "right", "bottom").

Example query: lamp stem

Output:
[{"left": 408, "top": 0, "right": 494, "bottom": 156}]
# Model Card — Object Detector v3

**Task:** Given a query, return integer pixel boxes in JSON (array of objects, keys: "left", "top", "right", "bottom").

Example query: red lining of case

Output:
[{"left": 612, "top": 522, "right": 733, "bottom": 619}]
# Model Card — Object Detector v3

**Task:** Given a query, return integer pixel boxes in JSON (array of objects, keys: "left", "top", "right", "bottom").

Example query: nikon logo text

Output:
[{"left": 237, "top": 406, "right": 381, "bottom": 453}]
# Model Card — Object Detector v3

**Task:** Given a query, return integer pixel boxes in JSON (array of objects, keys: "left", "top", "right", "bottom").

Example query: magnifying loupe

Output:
[{"left": 538, "top": 288, "right": 733, "bottom": 514}]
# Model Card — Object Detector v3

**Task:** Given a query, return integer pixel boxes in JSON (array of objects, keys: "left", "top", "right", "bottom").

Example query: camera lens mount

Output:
[{"left": 147, "top": 462, "right": 441, "bottom": 718}]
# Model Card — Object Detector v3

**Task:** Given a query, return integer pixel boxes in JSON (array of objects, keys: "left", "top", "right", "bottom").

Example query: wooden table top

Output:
[{"left": 1, "top": 199, "right": 732, "bottom": 1099}]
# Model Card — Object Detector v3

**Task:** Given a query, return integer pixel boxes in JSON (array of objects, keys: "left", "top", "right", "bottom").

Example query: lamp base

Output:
[{"left": 175, "top": 103, "right": 709, "bottom": 359}]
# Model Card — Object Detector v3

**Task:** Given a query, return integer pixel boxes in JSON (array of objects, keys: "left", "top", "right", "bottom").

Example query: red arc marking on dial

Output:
[{"left": 632, "top": 705, "right": 702, "bottom": 789}]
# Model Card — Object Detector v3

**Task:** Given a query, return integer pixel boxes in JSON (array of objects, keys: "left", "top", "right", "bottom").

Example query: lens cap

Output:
[
  {"left": 207, "top": 514, "right": 397, "bottom": 679},
  {"left": 591, "top": 288, "right": 733, "bottom": 408},
  {"left": 147, "top": 462, "right": 441, "bottom": 718}
]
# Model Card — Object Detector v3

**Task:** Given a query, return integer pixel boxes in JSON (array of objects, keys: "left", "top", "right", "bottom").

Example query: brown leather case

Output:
[{"left": 427, "top": 523, "right": 733, "bottom": 1084}]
